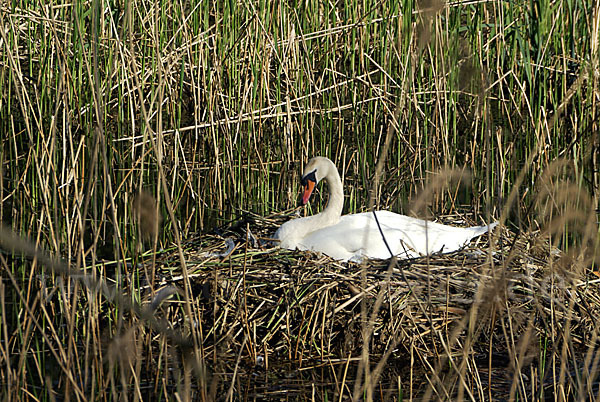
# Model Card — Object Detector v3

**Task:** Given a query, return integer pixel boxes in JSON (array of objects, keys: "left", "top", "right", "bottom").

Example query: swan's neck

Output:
[
  {"left": 318, "top": 166, "right": 344, "bottom": 224},
  {"left": 296, "top": 162, "right": 344, "bottom": 236}
]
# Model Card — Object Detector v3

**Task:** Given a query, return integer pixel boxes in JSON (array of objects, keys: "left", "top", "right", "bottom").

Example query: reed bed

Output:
[
  {"left": 1, "top": 0, "right": 599, "bottom": 400},
  {"left": 171, "top": 215, "right": 599, "bottom": 400},
  {"left": 1, "top": 209, "right": 599, "bottom": 400}
]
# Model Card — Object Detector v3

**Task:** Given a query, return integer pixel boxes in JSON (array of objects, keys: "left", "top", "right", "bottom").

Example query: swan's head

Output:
[{"left": 300, "top": 156, "right": 333, "bottom": 205}]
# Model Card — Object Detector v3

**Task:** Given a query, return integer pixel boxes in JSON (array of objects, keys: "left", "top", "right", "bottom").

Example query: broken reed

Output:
[{"left": 0, "top": 0, "right": 599, "bottom": 400}]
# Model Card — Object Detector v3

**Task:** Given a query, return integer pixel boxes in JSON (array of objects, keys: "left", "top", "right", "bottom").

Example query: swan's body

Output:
[{"left": 275, "top": 156, "right": 498, "bottom": 262}]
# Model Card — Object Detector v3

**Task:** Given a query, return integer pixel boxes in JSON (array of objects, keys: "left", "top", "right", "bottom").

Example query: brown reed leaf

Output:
[{"left": 133, "top": 190, "right": 162, "bottom": 241}]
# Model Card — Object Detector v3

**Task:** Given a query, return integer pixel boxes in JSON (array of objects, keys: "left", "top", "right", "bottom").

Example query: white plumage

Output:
[{"left": 276, "top": 156, "right": 497, "bottom": 262}]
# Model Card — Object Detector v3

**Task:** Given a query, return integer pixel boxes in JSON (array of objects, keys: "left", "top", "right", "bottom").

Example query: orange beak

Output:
[{"left": 301, "top": 180, "right": 316, "bottom": 205}]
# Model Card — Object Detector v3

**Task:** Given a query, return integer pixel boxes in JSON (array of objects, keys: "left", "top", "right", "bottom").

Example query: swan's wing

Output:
[
  {"left": 299, "top": 212, "right": 496, "bottom": 261},
  {"left": 298, "top": 213, "right": 422, "bottom": 261},
  {"left": 367, "top": 211, "right": 497, "bottom": 256},
  {"left": 295, "top": 211, "right": 497, "bottom": 262}
]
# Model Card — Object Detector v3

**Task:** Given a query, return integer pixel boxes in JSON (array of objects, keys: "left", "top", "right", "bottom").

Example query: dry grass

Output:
[{"left": 1, "top": 202, "right": 599, "bottom": 400}]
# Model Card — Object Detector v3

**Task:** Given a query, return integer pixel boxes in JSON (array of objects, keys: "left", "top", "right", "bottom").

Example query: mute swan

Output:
[{"left": 275, "top": 156, "right": 498, "bottom": 262}]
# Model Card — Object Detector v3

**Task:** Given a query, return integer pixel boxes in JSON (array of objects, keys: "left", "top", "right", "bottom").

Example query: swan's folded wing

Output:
[
  {"left": 293, "top": 210, "right": 497, "bottom": 262},
  {"left": 298, "top": 213, "right": 423, "bottom": 261},
  {"left": 303, "top": 212, "right": 496, "bottom": 261}
]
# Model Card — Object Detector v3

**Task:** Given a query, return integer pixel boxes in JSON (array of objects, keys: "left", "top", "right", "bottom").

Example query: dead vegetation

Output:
[{"left": 2, "top": 199, "right": 599, "bottom": 400}]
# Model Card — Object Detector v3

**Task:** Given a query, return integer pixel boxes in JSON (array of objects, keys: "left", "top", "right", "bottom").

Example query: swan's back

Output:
[{"left": 295, "top": 211, "right": 497, "bottom": 262}]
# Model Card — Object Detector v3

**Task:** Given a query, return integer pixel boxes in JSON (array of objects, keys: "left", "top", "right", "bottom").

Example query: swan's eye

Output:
[{"left": 301, "top": 170, "right": 317, "bottom": 186}]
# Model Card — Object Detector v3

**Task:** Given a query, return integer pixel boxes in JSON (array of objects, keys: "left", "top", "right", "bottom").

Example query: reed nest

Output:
[{"left": 137, "top": 212, "right": 600, "bottom": 400}]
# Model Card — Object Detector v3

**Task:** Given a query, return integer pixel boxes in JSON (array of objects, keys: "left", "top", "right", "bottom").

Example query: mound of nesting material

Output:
[{"left": 147, "top": 213, "right": 600, "bottom": 400}]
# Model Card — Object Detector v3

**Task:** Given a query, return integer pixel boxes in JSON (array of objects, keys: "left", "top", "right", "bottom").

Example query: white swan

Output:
[{"left": 275, "top": 156, "right": 498, "bottom": 262}]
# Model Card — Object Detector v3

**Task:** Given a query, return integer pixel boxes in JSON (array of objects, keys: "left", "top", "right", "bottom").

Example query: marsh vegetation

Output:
[{"left": 1, "top": 0, "right": 599, "bottom": 400}]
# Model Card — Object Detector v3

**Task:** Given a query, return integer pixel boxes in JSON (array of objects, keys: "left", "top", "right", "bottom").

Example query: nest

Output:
[{"left": 139, "top": 213, "right": 600, "bottom": 400}]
